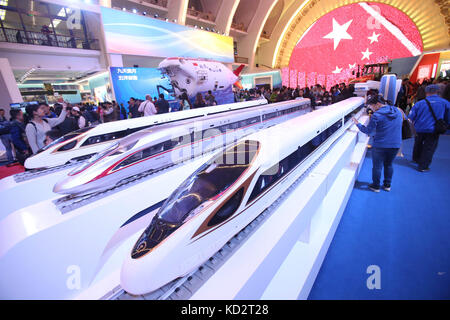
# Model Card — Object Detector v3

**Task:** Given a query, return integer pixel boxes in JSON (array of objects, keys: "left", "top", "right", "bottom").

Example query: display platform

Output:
[
  {"left": 0, "top": 167, "right": 73, "bottom": 217},
  {"left": 0, "top": 153, "right": 213, "bottom": 300}
]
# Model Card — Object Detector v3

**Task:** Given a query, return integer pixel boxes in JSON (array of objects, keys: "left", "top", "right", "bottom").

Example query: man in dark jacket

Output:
[
  {"left": 353, "top": 94, "right": 403, "bottom": 192},
  {"left": 409, "top": 84, "right": 450, "bottom": 172},
  {"left": 83, "top": 105, "right": 99, "bottom": 125},
  {"left": 155, "top": 94, "right": 170, "bottom": 114},
  {"left": 54, "top": 104, "right": 79, "bottom": 135},
  {"left": 0, "top": 108, "right": 15, "bottom": 164},
  {"left": 128, "top": 98, "right": 141, "bottom": 118},
  {"left": 9, "top": 109, "right": 29, "bottom": 165}
]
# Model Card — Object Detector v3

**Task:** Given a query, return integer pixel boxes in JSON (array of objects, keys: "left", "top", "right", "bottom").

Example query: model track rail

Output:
[
  {"left": 108, "top": 122, "right": 351, "bottom": 301},
  {"left": 13, "top": 161, "right": 83, "bottom": 183},
  {"left": 54, "top": 159, "right": 182, "bottom": 214}
]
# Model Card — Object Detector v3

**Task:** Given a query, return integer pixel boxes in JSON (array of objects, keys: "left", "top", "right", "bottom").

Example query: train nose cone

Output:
[
  {"left": 53, "top": 178, "right": 70, "bottom": 195},
  {"left": 120, "top": 253, "right": 169, "bottom": 296},
  {"left": 53, "top": 176, "right": 85, "bottom": 195}
]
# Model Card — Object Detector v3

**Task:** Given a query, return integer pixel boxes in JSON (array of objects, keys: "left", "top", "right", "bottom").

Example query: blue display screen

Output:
[{"left": 110, "top": 67, "right": 175, "bottom": 110}]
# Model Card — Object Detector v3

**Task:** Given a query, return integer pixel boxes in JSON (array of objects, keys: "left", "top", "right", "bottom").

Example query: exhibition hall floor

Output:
[{"left": 308, "top": 135, "right": 450, "bottom": 300}]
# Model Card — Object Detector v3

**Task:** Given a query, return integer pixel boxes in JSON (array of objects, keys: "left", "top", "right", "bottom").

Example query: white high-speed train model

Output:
[
  {"left": 120, "top": 97, "right": 365, "bottom": 295},
  {"left": 53, "top": 99, "right": 311, "bottom": 195},
  {"left": 23, "top": 99, "right": 268, "bottom": 170}
]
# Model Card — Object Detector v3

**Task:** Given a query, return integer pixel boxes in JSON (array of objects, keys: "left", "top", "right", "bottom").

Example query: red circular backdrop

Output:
[{"left": 286, "top": 2, "right": 423, "bottom": 88}]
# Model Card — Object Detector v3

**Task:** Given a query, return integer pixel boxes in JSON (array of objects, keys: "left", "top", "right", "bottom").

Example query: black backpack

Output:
[{"left": 425, "top": 99, "right": 448, "bottom": 134}]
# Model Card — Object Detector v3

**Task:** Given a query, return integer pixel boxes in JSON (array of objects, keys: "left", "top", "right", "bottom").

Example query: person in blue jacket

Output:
[
  {"left": 352, "top": 94, "right": 403, "bottom": 192},
  {"left": 9, "top": 109, "right": 30, "bottom": 165},
  {"left": 408, "top": 84, "right": 450, "bottom": 172}
]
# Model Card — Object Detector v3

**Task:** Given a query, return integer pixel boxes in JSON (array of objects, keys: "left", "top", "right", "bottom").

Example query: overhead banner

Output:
[{"left": 101, "top": 7, "right": 234, "bottom": 63}]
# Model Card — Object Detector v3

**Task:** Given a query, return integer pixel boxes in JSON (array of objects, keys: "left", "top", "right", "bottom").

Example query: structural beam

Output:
[
  {"left": 215, "top": 0, "right": 241, "bottom": 36},
  {"left": 167, "top": 0, "right": 189, "bottom": 25}
]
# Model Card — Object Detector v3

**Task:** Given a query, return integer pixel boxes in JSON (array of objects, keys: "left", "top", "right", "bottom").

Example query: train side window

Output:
[
  {"left": 310, "top": 134, "right": 322, "bottom": 148},
  {"left": 163, "top": 140, "right": 177, "bottom": 151},
  {"left": 248, "top": 175, "right": 263, "bottom": 203},
  {"left": 207, "top": 188, "right": 244, "bottom": 227},
  {"left": 239, "top": 116, "right": 259, "bottom": 128},
  {"left": 142, "top": 142, "right": 165, "bottom": 158},
  {"left": 203, "top": 127, "right": 221, "bottom": 139},
  {"left": 327, "top": 120, "right": 342, "bottom": 137},
  {"left": 263, "top": 111, "right": 277, "bottom": 121},
  {"left": 81, "top": 130, "right": 125, "bottom": 147},
  {"left": 57, "top": 140, "right": 77, "bottom": 152},
  {"left": 320, "top": 130, "right": 327, "bottom": 143},
  {"left": 247, "top": 164, "right": 279, "bottom": 203},
  {"left": 344, "top": 105, "right": 362, "bottom": 123},
  {"left": 239, "top": 119, "right": 249, "bottom": 128},
  {"left": 218, "top": 124, "right": 228, "bottom": 133},
  {"left": 286, "top": 148, "right": 301, "bottom": 171},
  {"left": 113, "top": 142, "right": 166, "bottom": 171},
  {"left": 114, "top": 152, "right": 143, "bottom": 170},
  {"left": 229, "top": 122, "right": 239, "bottom": 130},
  {"left": 179, "top": 134, "right": 192, "bottom": 146},
  {"left": 189, "top": 131, "right": 202, "bottom": 144}
]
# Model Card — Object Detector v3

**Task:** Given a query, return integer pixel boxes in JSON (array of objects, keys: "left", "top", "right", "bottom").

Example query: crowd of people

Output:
[
  {"left": 397, "top": 77, "right": 450, "bottom": 112},
  {"left": 0, "top": 90, "right": 221, "bottom": 166},
  {"left": 234, "top": 83, "right": 356, "bottom": 108}
]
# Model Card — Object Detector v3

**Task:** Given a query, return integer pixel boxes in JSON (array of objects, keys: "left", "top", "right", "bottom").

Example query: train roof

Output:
[
  {"left": 114, "top": 98, "right": 312, "bottom": 147},
  {"left": 84, "top": 99, "right": 269, "bottom": 135},
  {"left": 243, "top": 97, "right": 364, "bottom": 170}
]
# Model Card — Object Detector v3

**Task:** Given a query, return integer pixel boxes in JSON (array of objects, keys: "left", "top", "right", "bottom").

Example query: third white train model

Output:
[
  {"left": 120, "top": 97, "right": 365, "bottom": 295},
  {"left": 53, "top": 99, "right": 311, "bottom": 195},
  {"left": 24, "top": 99, "right": 268, "bottom": 170}
]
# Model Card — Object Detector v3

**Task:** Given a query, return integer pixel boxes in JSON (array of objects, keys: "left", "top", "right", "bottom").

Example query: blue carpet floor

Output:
[{"left": 307, "top": 135, "right": 450, "bottom": 300}]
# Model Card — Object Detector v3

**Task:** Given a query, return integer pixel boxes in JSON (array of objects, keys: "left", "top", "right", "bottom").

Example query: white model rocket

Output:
[{"left": 158, "top": 57, "right": 244, "bottom": 98}]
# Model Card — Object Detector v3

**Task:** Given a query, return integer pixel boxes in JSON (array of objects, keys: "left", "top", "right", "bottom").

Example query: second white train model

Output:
[
  {"left": 53, "top": 99, "right": 311, "bottom": 195},
  {"left": 24, "top": 99, "right": 268, "bottom": 170},
  {"left": 120, "top": 97, "right": 365, "bottom": 295}
]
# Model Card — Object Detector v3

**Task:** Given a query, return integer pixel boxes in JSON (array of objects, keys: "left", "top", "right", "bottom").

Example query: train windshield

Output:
[
  {"left": 69, "top": 142, "right": 119, "bottom": 175},
  {"left": 38, "top": 127, "right": 93, "bottom": 153},
  {"left": 69, "top": 138, "right": 140, "bottom": 175},
  {"left": 156, "top": 140, "right": 260, "bottom": 225}
]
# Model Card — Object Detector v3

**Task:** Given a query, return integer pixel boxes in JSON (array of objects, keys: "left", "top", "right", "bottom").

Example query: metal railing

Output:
[
  {"left": 0, "top": 27, "right": 99, "bottom": 50},
  {"left": 187, "top": 8, "right": 216, "bottom": 22},
  {"left": 234, "top": 56, "right": 249, "bottom": 64}
]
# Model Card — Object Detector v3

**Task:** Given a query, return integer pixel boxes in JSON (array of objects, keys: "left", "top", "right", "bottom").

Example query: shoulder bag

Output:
[{"left": 424, "top": 99, "right": 448, "bottom": 134}]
